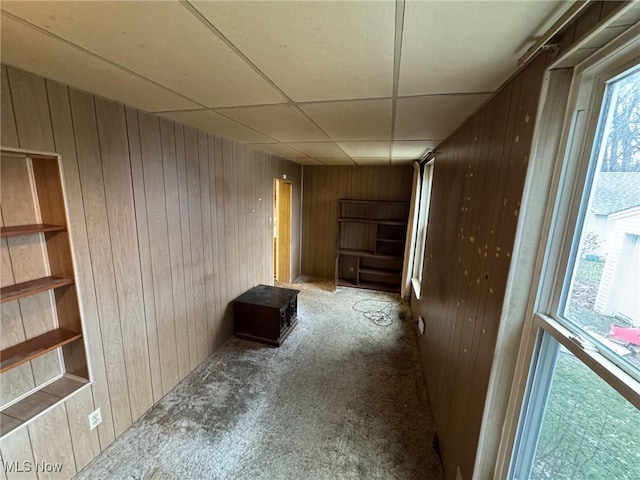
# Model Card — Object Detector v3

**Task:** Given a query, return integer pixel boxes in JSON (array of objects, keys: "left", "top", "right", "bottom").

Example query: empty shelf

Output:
[
  {"left": 337, "top": 248, "right": 402, "bottom": 260},
  {"left": 0, "top": 328, "right": 82, "bottom": 373},
  {"left": 0, "top": 276, "right": 74, "bottom": 304},
  {"left": 0, "top": 224, "right": 66, "bottom": 237},
  {"left": 359, "top": 267, "right": 402, "bottom": 277},
  {"left": 0, "top": 375, "right": 89, "bottom": 437}
]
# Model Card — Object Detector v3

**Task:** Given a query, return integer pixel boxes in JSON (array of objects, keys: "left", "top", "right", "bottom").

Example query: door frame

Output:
[{"left": 274, "top": 179, "right": 292, "bottom": 283}]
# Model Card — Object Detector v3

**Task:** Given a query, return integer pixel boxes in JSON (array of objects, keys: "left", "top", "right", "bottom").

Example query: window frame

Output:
[{"left": 500, "top": 25, "right": 640, "bottom": 479}]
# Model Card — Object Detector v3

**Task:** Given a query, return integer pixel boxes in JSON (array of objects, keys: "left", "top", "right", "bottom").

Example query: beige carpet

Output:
[{"left": 76, "top": 281, "right": 444, "bottom": 479}]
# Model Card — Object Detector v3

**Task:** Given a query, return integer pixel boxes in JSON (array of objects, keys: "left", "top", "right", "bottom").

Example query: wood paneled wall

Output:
[
  {"left": 414, "top": 53, "right": 548, "bottom": 480},
  {"left": 301, "top": 166, "right": 413, "bottom": 278},
  {"left": 0, "top": 64, "right": 301, "bottom": 477}
]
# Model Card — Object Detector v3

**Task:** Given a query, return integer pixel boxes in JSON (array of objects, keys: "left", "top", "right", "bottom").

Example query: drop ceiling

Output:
[{"left": 0, "top": 1, "right": 574, "bottom": 166}]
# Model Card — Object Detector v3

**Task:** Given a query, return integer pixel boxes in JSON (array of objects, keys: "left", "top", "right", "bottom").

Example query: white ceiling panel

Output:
[
  {"left": 353, "top": 158, "right": 392, "bottom": 166},
  {"left": 395, "top": 94, "right": 489, "bottom": 141},
  {"left": 159, "top": 110, "right": 273, "bottom": 144},
  {"left": 400, "top": 1, "right": 570, "bottom": 95},
  {"left": 317, "top": 158, "right": 358, "bottom": 166},
  {"left": 300, "top": 99, "right": 392, "bottom": 141},
  {"left": 247, "top": 143, "right": 308, "bottom": 159},
  {"left": 219, "top": 105, "right": 329, "bottom": 143},
  {"left": 0, "top": 14, "right": 198, "bottom": 112},
  {"left": 338, "top": 141, "right": 390, "bottom": 159},
  {"left": 392, "top": 141, "right": 439, "bottom": 160},
  {"left": 285, "top": 142, "right": 349, "bottom": 159},
  {"left": 192, "top": 1, "right": 395, "bottom": 102},
  {"left": 1, "top": 1, "right": 285, "bottom": 108},
  {"left": 290, "top": 157, "right": 324, "bottom": 165}
]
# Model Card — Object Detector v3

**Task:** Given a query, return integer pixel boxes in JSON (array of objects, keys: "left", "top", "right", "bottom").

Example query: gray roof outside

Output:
[{"left": 591, "top": 172, "right": 640, "bottom": 216}]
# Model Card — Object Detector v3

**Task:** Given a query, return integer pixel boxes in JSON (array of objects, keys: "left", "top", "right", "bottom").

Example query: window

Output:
[
  {"left": 411, "top": 161, "right": 433, "bottom": 298},
  {"left": 508, "top": 32, "right": 640, "bottom": 480}
]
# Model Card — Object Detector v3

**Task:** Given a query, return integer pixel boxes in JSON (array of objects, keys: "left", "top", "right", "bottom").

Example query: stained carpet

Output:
[{"left": 76, "top": 281, "right": 444, "bottom": 479}]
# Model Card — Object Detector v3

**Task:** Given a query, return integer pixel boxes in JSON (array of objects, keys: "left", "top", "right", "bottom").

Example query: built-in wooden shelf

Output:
[
  {"left": 338, "top": 217, "right": 406, "bottom": 225},
  {"left": 0, "top": 276, "right": 74, "bottom": 304},
  {"left": 0, "top": 328, "right": 82, "bottom": 373},
  {"left": 336, "top": 199, "right": 408, "bottom": 293},
  {"left": 0, "top": 375, "right": 89, "bottom": 437},
  {"left": 359, "top": 267, "right": 402, "bottom": 277},
  {"left": 338, "top": 248, "right": 403, "bottom": 260},
  {"left": 0, "top": 223, "right": 66, "bottom": 237}
]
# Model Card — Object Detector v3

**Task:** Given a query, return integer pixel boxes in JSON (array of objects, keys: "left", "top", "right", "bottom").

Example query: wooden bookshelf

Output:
[
  {"left": 335, "top": 199, "right": 408, "bottom": 293},
  {"left": 0, "top": 328, "right": 82, "bottom": 373},
  {"left": 0, "top": 375, "right": 89, "bottom": 436},
  {"left": 0, "top": 223, "right": 66, "bottom": 237},
  {"left": 0, "top": 276, "right": 74, "bottom": 304}
]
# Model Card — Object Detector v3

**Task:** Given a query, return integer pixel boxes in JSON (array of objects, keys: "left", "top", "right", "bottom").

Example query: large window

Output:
[{"left": 509, "top": 32, "right": 640, "bottom": 480}]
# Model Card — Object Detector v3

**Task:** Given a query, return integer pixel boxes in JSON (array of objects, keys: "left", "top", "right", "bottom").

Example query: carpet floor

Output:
[{"left": 76, "top": 281, "right": 444, "bottom": 480}]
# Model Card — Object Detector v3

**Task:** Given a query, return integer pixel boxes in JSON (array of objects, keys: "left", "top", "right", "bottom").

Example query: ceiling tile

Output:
[
  {"left": 392, "top": 141, "right": 439, "bottom": 160},
  {"left": 247, "top": 143, "right": 307, "bottom": 159},
  {"left": 159, "top": 110, "right": 273, "bottom": 144},
  {"left": 395, "top": 94, "right": 489, "bottom": 141},
  {"left": 338, "top": 141, "right": 390, "bottom": 159},
  {"left": 191, "top": 1, "right": 395, "bottom": 102},
  {"left": 284, "top": 142, "right": 348, "bottom": 159},
  {"left": 290, "top": 157, "right": 324, "bottom": 165},
  {"left": 0, "top": 14, "right": 198, "bottom": 112},
  {"left": 400, "top": 1, "right": 571, "bottom": 95},
  {"left": 219, "top": 105, "right": 329, "bottom": 142},
  {"left": 2, "top": 1, "right": 286, "bottom": 107},
  {"left": 318, "top": 158, "right": 357, "bottom": 166},
  {"left": 300, "top": 99, "right": 392, "bottom": 141},
  {"left": 353, "top": 158, "right": 391, "bottom": 166}
]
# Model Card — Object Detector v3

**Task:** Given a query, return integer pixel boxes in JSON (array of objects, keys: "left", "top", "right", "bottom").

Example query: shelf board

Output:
[
  {"left": 0, "top": 224, "right": 66, "bottom": 238},
  {"left": 376, "top": 238, "right": 405, "bottom": 243},
  {"left": 0, "top": 328, "right": 82, "bottom": 373},
  {"left": 359, "top": 267, "right": 402, "bottom": 278},
  {"left": 1, "top": 375, "right": 89, "bottom": 437},
  {"left": 338, "top": 248, "right": 403, "bottom": 260},
  {"left": 336, "top": 278, "right": 400, "bottom": 293},
  {"left": 338, "top": 217, "right": 406, "bottom": 226},
  {"left": 0, "top": 276, "right": 74, "bottom": 304}
]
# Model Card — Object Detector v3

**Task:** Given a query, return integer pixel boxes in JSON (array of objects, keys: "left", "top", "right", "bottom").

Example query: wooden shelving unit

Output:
[
  {"left": 335, "top": 199, "right": 408, "bottom": 293},
  {"left": 0, "top": 223, "right": 66, "bottom": 237},
  {"left": 1, "top": 150, "right": 89, "bottom": 438},
  {"left": 0, "top": 374, "right": 89, "bottom": 437},
  {"left": 1, "top": 329, "right": 83, "bottom": 373},
  {"left": 0, "top": 276, "right": 74, "bottom": 303}
]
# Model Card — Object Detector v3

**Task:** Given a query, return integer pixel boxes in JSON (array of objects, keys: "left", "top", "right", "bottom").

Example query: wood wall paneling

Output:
[
  {"left": 139, "top": 111, "right": 180, "bottom": 393},
  {"left": 69, "top": 88, "right": 133, "bottom": 437},
  {"left": 47, "top": 78, "right": 116, "bottom": 447},
  {"left": 1, "top": 64, "right": 302, "bottom": 474},
  {"left": 415, "top": 54, "right": 547, "bottom": 479},
  {"left": 125, "top": 106, "right": 164, "bottom": 404}
]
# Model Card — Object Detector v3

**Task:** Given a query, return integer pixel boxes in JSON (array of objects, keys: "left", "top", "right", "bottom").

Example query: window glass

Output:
[
  {"left": 531, "top": 342, "right": 640, "bottom": 480},
  {"left": 563, "top": 67, "right": 640, "bottom": 377}
]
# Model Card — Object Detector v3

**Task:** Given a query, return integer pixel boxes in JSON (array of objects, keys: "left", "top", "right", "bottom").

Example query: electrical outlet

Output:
[
  {"left": 88, "top": 408, "right": 102, "bottom": 430},
  {"left": 349, "top": 267, "right": 354, "bottom": 272}
]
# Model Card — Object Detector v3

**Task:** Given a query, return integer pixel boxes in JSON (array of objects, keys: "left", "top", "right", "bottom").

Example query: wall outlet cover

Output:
[{"left": 88, "top": 408, "right": 102, "bottom": 430}]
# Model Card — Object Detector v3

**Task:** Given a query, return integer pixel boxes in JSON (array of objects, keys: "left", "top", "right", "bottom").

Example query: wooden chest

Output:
[{"left": 232, "top": 284, "right": 300, "bottom": 347}]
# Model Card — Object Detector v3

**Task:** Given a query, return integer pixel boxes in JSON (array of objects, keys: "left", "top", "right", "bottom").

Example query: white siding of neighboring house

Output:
[{"left": 595, "top": 206, "right": 640, "bottom": 325}]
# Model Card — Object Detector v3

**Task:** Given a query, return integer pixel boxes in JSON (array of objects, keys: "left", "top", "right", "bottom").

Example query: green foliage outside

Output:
[{"left": 531, "top": 353, "right": 640, "bottom": 479}]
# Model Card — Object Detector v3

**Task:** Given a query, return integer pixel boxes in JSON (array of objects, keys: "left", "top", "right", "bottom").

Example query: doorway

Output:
[{"left": 274, "top": 179, "right": 292, "bottom": 283}]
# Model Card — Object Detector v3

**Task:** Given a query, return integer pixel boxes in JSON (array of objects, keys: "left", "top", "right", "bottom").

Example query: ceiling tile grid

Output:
[{"left": 0, "top": 1, "right": 574, "bottom": 165}]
